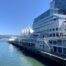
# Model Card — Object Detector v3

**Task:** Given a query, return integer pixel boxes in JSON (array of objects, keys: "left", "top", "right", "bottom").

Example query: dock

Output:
[{"left": 8, "top": 40, "right": 66, "bottom": 66}]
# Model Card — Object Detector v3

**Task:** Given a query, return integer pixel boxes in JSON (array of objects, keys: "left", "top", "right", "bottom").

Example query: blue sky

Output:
[{"left": 0, "top": 0, "right": 51, "bottom": 35}]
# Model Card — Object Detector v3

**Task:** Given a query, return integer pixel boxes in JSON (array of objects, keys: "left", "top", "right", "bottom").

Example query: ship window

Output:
[
  {"left": 60, "top": 33, "right": 63, "bottom": 36},
  {"left": 49, "top": 34, "right": 52, "bottom": 37},
  {"left": 63, "top": 48, "right": 66, "bottom": 54},
  {"left": 53, "top": 33, "right": 55, "bottom": 37},
  {"left": 65, "top": 29, "right": 66, "bottom": 31},
  {"left": 57, "top": 40, "right": 62, "bottom": 45},
  {"left": 56, "top": 28, "right": 58, "bottom": 31},
  {"left": 53, "top": 28, "right": 55, "bottom": 31},
  {"left": 53, "top": 47, "right": 57, "bottom": 53},
  {"left": 49, "top": 29, "right": 51, "bottom": 31},
  {"left": 49, "top": 41, "right": 52, "bottom": 44},
  {"left": 42, "top": 35, "right": 44, "bottom": 38},
  {"left": 56, "top": 33, "right": 59, "bottom": 37},
  {"left": 54, "top": 18, "right": 57, "bottom": 21},
  {"left": 53, "top": 41, "right": 57, "bottom": 44},
  {"left": 58, "top": 47, "right": 62, "bottom": 54}
]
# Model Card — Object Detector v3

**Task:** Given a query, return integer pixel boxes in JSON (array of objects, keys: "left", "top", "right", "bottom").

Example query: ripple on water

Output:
[{"left": 0, "top": 41, "right": 46, "bottom": 66}]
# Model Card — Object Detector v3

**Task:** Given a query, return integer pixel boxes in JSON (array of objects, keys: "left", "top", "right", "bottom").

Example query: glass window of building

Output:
[
  {"left": 49, "top": 29, "right": 51, "bottom": 31},
  {"left": 63, "top": 40, "right": 66, "bottom": 47},
  {"left": 65, "top": 29, "right": 66, "bottom": 31},
  {"left": 58, "top": 47, "right": 62, "bottom": 54},
  {"left": 49, "top": 40, "right": 52, "bottom": 44},
  {"left": 53, "top": 40, "right": 57, "bottom": 45},
  {"left": 54, "top": 18, "right": 57, "bottom": 21},
  {"left": 63, "top": 48, "right": 66, "bottom": 54},
  {"left": 42, "top": 35, "right": 44, "bottom": 38},
  {"left": 53, "top": 47, "right": 57, "bottom": 53},
  {"left": 56, "top": 33, "right": 59, "bottom": 37},
  {"left": 56, "top": 28, "right": 58, "bottom": 31},
  {"left": 53, "top": 33, "right": 55, "bottom": 37},
  {"left": 60, "top": 33, "right": 63, "bottom": 36},
  {"left": 49, "top": 34, "right": 52, "bottom": 37},
  {"left": 57, "top": 40, "right": 62, "bottom": 46},
  {"left": 53, "top": 28, "right": 55, "bottom": 31}
]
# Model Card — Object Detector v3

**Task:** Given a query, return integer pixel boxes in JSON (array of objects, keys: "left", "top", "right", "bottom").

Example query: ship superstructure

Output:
[
  {"left": 10, "top": 0, "right": 66, "bottom": 56},
  {"left": 19, "top": 0, "right": 65, "bottom": 55}
]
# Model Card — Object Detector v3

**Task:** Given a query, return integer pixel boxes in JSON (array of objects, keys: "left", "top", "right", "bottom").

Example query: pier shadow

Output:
[{"left": 15, "top": 46, "right": 62, "bottom": 66}]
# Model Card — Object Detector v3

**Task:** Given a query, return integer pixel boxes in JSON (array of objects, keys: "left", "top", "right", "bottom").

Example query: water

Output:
[{"left": 0, "top": 41, "right": 46, "bottom": 66}]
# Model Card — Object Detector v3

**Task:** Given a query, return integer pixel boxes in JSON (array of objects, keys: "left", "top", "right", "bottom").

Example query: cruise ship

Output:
[
  {"left": 9, "top": 0, "right": 66, "bottom": 65},
  {"left": 20, "top": 0, "right": 66, "bottom": 56}
]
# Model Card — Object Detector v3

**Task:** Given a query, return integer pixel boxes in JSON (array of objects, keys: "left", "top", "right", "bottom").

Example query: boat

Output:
[{"left": 9, "top": 0, "right": 66, "bottom": 65}]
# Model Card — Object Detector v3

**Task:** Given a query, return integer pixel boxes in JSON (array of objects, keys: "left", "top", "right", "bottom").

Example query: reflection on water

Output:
[
  {"left": 9, "top": 44, "right": 14, "bottom": 53},
  {"left": 20, "top": 56, "right": 33, "bottom": 66},
  {"left": 0, "top": 41, "right": 45, "bottom": 66}
]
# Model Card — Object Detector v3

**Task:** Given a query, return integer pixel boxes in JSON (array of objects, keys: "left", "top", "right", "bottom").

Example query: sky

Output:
[{"left": 0, "top": 0, "right": 51, "bottom": 35}]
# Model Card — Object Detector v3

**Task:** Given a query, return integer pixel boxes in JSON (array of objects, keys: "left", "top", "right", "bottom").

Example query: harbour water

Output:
[{"left": 0, "top": 40, "right": 46, "bottom": 66}]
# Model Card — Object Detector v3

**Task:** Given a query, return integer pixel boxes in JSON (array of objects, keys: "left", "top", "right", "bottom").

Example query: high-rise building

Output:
[
  {"left": 33, "top": 0, "right": 66, "bottom": 55},
  {"left": 50, "top": 0, "right": 66, "bottom": 14},
  {"left": 33, "top": 0, "right": 66, "bottom": 35}
]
